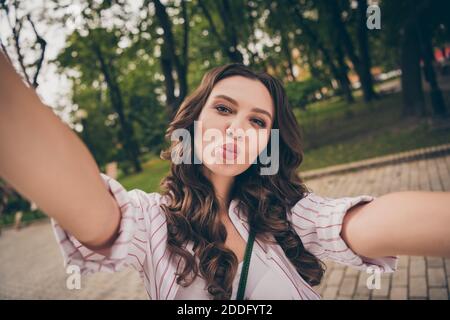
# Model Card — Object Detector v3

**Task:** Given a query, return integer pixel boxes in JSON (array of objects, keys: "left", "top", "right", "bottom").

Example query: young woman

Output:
[{"left": 0, "top": 50, "right": 449, "bottom": 300}]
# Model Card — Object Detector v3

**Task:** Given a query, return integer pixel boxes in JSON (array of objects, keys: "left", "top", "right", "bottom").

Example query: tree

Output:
[
  {"left": 0, "top": 0, "right": 47, "bottom": 88},
  {"left": 355, "top": 0, "right": 377, "bottom": 102},
  {"left": 197, "top": 0, "right": 244, "bottom": 63},
  {"left": 90, "top": 33, "right": 143, "bottom": 172},
  {"left": 416, "top": 3, "right": 448, "bottom": 117},
  {"left": 151, "top": 0, "right": 190, "bottom": 119},
  {"left": 383, "top": 0, "right": 448, "bottom": 117},
  {"left": 326, "top": 0, "right": 377, "bottom": 102},
  {"left": 400, "top": 21, "right": 426, "bottom": 116},
  {"left": 288, "top": 0, "right": 354, "bottom": 103},
  {"left": 52, "top": 0, "right": 144, "bottom": 172}
]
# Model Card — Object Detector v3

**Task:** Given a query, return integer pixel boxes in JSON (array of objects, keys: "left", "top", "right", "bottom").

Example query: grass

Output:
[
  {"left": 118, "top": 157, "right": 170, "bottom": 192},
  {"left": 298, "top": 93, "right": 407, "bottom": 148},
  {"left": 300, "top": 119, "right": 450, "bottom": 171}
]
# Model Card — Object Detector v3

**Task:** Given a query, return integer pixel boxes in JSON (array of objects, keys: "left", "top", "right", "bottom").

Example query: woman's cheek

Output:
[
  {"left": 193, "top": 124, "right": 206, "bottom": 161},
  {"left": 257, "top": 136, "right": 271, "bottom": 162},
  {"left": 247, "top": 139, "right": 262, "bottom": 164}
]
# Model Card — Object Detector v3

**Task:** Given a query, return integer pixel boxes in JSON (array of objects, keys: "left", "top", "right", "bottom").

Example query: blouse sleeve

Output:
[
  {"left": 289, "top": 192, "right": 398, "bottom": 273},
  {"left": 51, "top": 173, "right": 166, "bottom": 276}
]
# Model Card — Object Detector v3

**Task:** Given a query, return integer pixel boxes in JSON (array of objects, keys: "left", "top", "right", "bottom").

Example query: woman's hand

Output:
[
  {"left": 0, "top": 50, "right": 121, "bottom": 251},
  {"left": 341, "top": 191, "right": 450, "bottom": 258}
]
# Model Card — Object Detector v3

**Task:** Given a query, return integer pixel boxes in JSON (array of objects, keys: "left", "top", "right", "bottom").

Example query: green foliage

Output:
[
  {"left": 285, "top": 78, "right": 327, "bottom": 109},
  {"left": 54, "top": 25, "right": 167, "bottom": 169},
  {"left": 3, "top": 192, "right": 30, "bottom": 215}
]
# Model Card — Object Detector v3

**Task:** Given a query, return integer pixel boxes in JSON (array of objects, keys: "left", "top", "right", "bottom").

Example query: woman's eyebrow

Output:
[
  {"left": 213, "top": 94, "right": 273, "bottom": 120},
  {"left": 251, "top": 107, "right": 273, "bottom": 120}
]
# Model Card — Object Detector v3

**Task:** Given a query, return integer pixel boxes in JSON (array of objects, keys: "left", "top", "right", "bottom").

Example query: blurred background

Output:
[{"left": 0, "top": 0, "right": 449, "bottom": 300}]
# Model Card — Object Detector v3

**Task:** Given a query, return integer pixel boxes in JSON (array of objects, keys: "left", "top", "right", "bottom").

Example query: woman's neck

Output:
[{"left": 202, "top": 167, "right": 235, "bottom": 214}]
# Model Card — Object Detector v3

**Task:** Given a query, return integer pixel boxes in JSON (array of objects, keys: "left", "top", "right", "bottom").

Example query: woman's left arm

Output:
[{"left": 341, "top": 191, "right": 450, "bottom": 258}]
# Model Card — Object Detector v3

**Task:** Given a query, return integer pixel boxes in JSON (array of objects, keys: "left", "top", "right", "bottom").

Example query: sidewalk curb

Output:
[{"left": 300, "top": 143, "right": 450, "bottom": 180}]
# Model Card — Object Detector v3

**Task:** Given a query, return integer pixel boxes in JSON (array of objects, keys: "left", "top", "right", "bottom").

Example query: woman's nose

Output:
[
  {"left": 225, "top": 127, "right": 244, "bottom": 142},
  {"left": 226, "top": 120, "right": 246, "bottom": 141}
]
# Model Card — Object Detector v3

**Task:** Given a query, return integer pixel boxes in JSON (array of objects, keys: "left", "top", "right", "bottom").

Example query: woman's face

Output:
[{"left": 194, "top": 76, "right": 275, "bottom": 177}]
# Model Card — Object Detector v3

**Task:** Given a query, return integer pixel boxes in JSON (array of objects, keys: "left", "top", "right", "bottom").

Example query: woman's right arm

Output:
[{"left": 0, "top": 50, "right": 120, "bottom": 252}]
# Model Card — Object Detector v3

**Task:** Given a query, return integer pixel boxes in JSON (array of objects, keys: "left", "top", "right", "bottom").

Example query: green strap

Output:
[{"left": 236, "top": 230, "right": 256, "bottom": 300}]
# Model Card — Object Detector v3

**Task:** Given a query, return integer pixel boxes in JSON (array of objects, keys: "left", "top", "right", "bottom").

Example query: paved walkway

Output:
[
  {"left": 1, "top": 152, "right": 449, "bottom": 300},
  {"left": 305, "top": 152, "right": 450, "bottom": 300}
]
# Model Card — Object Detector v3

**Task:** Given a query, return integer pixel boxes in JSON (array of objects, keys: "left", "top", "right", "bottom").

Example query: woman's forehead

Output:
[{"left": 210, "top": 76, "right": 274, "bottom": 116}]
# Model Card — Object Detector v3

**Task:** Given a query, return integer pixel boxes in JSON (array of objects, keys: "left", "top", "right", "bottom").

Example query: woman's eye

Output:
[
  {"left": 215, "top": 104, "right": 231, "bottom": 113},
  {"left": 252, "top": 118, "right": 266, "bottom": 128}
]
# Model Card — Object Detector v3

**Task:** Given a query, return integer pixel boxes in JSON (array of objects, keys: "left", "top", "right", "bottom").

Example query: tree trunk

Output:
[
  {"left": 160, "top": 44, "right": 178, "bottom": 118},
  {"left": 280, "top": 31, "right": 295, "bottom": 81},
  {"left": 334, "top": 41, "right": 355, "bottom": 103},
  {"left": 292, "top": 3, "right": 354, "bottom": 103},
  {"left": 328, "top": 0, "right": 377, "bottom": 102},
  {"left": 153, "top": 0, "right": 189, "bottom": 118},
  {"left": 400, "top": 24, "right": 426, "bottom": 117},
  {"left": 417, "top": 20, "right": 448, "bottom": 117},
  {"left": 198, "top": 0, "right": 243, "bottom": 63},
  {"left": 356, "top": 0, "right": 377, "bottom": 102},
  {"left": 93, "top": 44, "right": 142, "bottom": 173},
  {"left": 220, "top": 0, "right": 243, "bottom": 63}
]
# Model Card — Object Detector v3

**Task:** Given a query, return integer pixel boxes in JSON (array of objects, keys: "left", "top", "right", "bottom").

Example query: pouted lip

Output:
[{"left": 222, "top": 142, "right": 238, "bottom": 154}]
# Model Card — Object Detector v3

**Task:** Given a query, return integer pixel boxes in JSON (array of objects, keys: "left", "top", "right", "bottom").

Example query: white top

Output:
[
  {"left": 175, "top": 248, "right": 296, "bottom": 300},
  {"left": 51, "top": 173, "right": 398, "bottom": 300}
]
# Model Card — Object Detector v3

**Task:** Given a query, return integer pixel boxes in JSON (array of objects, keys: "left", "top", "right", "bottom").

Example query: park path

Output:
[
  {"left": 1, "top": 152, "right": 450, "bottom": 300},
  {"left": 305, "top": 151, "right": 450, "bottom": 300}
]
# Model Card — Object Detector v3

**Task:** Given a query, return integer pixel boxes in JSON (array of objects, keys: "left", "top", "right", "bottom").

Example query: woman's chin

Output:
[{"left": 203, "top": 162, "right": 249, "bottom": 177}]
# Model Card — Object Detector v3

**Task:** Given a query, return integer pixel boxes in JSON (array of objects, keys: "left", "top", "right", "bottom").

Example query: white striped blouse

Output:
[{"left": 51, "top": 173, "right": 398, "bottom": 300}]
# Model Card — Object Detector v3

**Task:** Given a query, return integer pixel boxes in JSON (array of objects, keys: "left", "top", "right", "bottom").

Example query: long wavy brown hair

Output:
[{"left": 159, "top": 63, "right": 326, "bottom": 299}]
